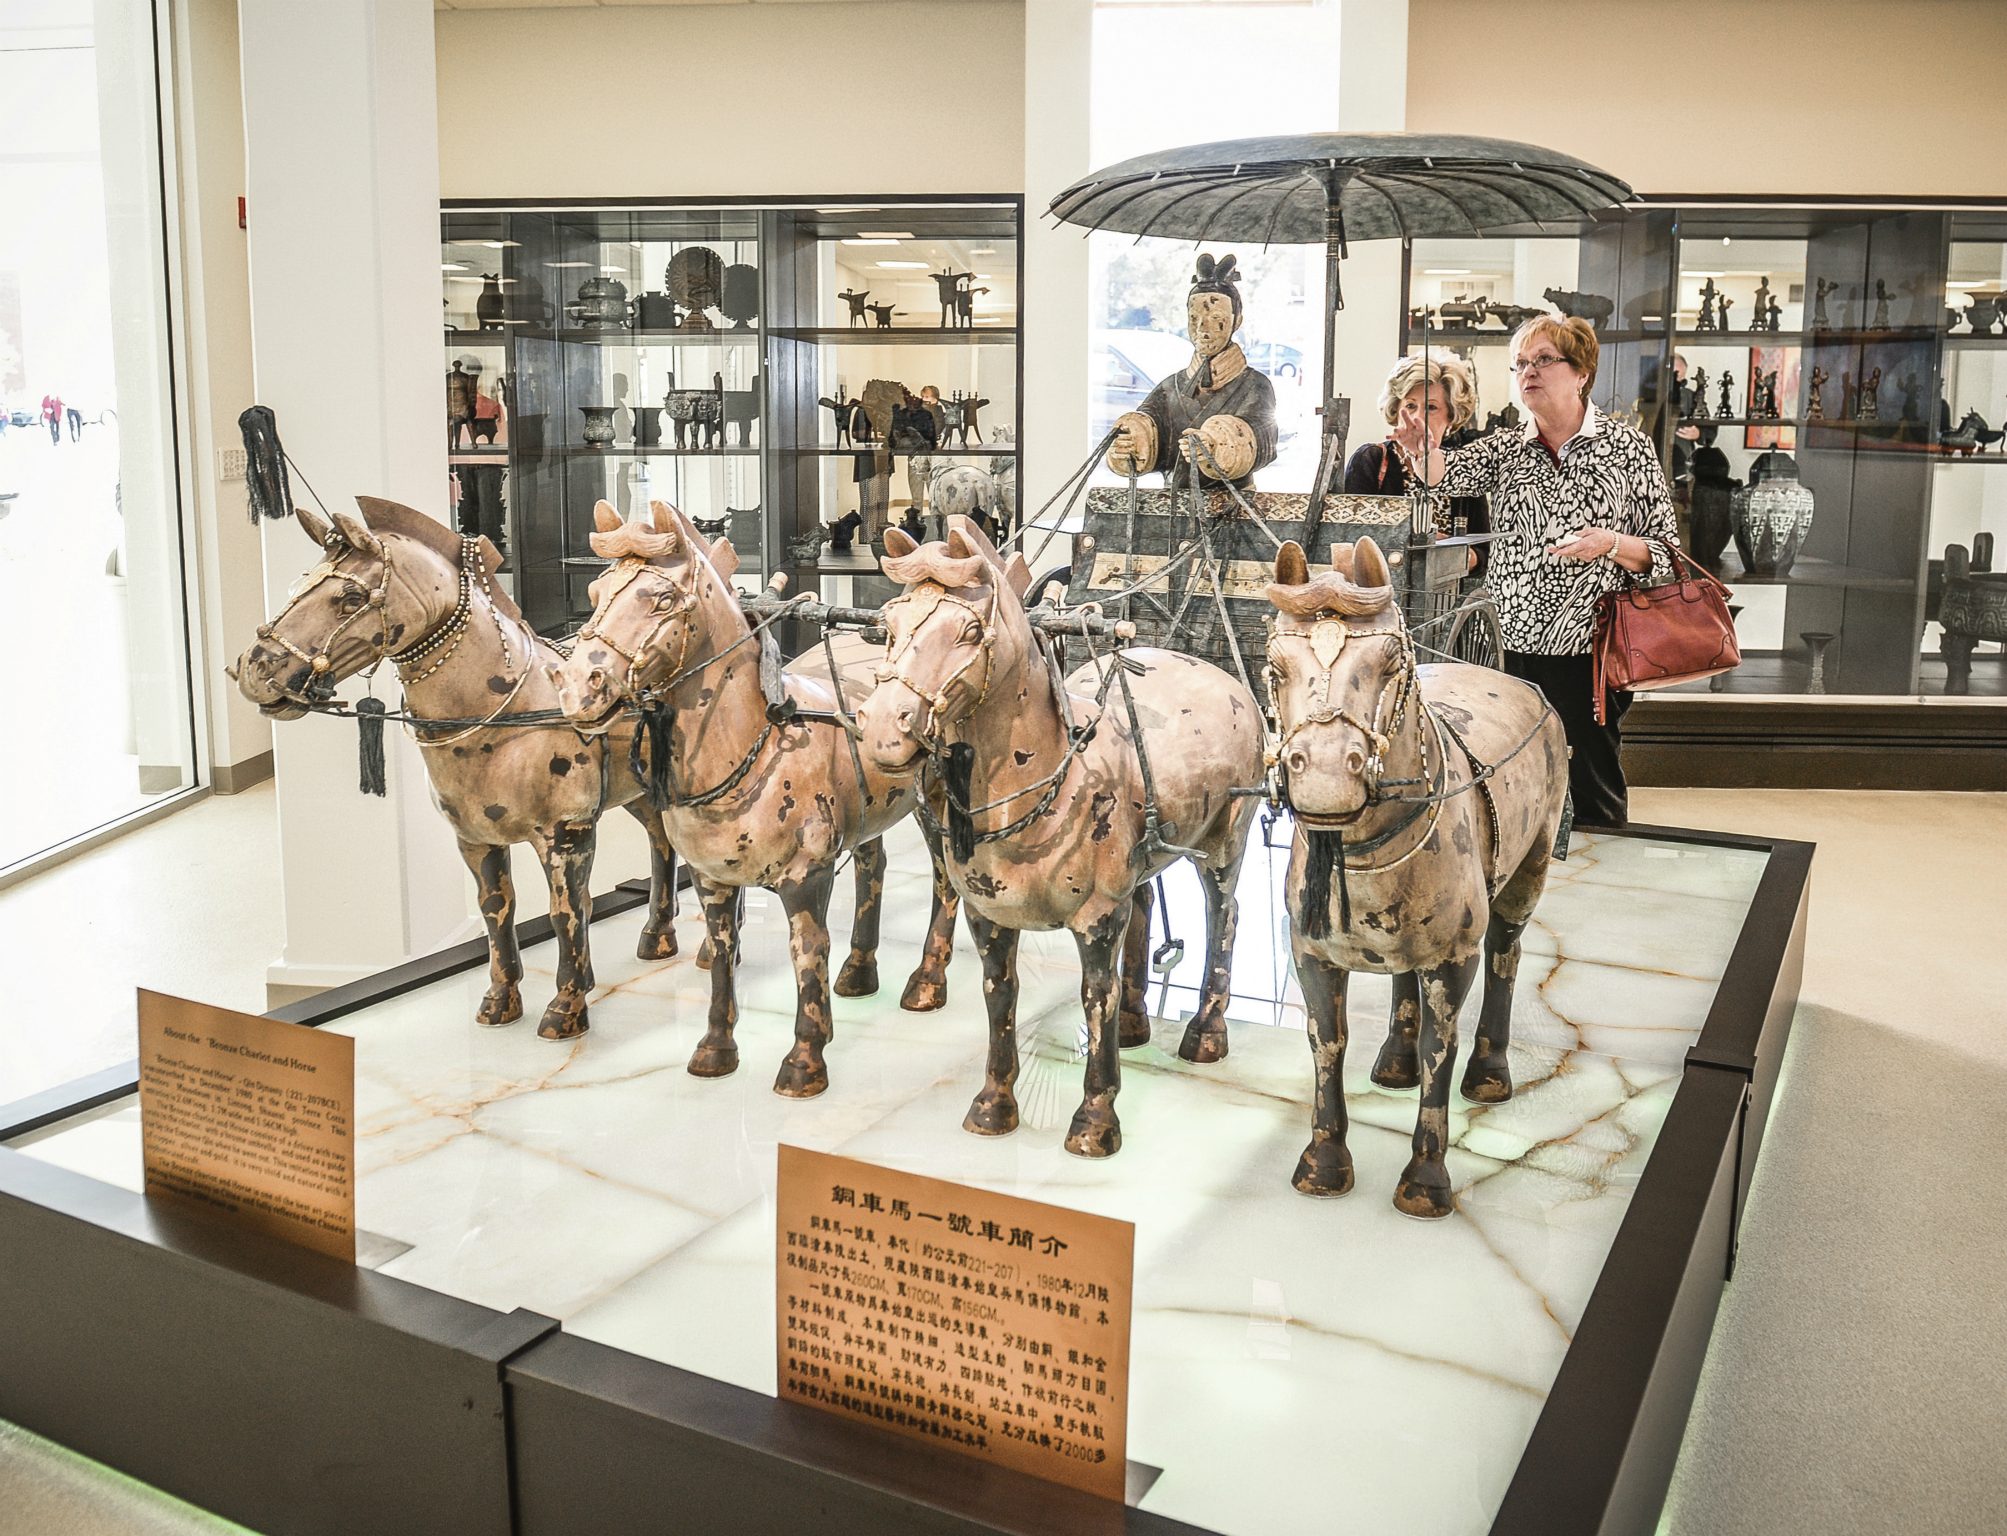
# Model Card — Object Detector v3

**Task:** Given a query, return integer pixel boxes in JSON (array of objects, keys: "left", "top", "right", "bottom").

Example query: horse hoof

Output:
[
  {"left": 1393, "top": 1159, "right": 1455, "bottom": 1219},
  {"left": 962, "top": 1090, "right": 1019, "bottom": 1136},
  {"left": 635, "top": 924, "right": 679, "bottom": 962},
  {"left": 1291, "top": 1140, "right": 1355, "bottom": 1197},
  {"left": 899, "top": 975, "right": 947, "bottom": 1012},
  {"left": 687, "top": 1039, "right": 739, "bottom": 1078},
  {"left": 1461, "top": 1059, "right": 1514, "bottom": 1104},
  {"left": 833, "top": 955, "right": 880, "bottom": 998},
  {"left": 1370, "top": 1042, "right": 1419, "bottom": 1090},
  {"left": 475, "top": 988, "right": 522, "bottom": 1028},
  {"left": 1177, "top": 1024, "right": 1228, "bottom": 1064},
  {"left": 1117, "top": 1012, "right": 1153, "bottom": 1049},
  {"left": 1063, "top": 1108, "right": 1121, "bottom": 1159},
  {"left": 774, "top": 1053, "right": 829, "bottom": 1100},
  {"left": 696, "top": 938, "right": 716, "bottom": 971},
  {"left": 537, "top": 1003, "right": 589, "bottom": 1041}
]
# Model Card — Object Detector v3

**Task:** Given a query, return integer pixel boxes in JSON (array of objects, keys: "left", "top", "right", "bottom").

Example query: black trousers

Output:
[{"left": 1503, "top": 650, "right": 1632, "bottom": 829}]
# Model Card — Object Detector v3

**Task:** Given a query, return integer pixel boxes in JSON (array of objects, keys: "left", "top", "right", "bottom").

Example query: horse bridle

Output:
[
  {"left": 872, "top": 582, "right": 1000, "bottom": 755},
  {"left": 575, "top": 557, "right": 702, "bottom": 702},
  {"left": 255, "top": 532, "right": 489, "bottom": 705},
  {"left": 1264, "top": 615, "right": 1421, "bottom": 807}
]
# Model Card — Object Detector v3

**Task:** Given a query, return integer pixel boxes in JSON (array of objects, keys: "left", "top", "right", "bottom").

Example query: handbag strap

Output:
[{"left": 1655, "top": 542, "right": 1732, "bottom": 597}]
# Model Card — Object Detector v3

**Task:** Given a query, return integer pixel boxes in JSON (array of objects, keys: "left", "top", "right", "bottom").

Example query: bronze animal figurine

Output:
[
  {"left": 1542, "top": 286, "right": 1615, "bottom": 328},
  {"left": 855, "top": 517, "right": 1265, "bottom": 1158},
  {"left": 663, "top": 371, "right": 725, "bottom": 450},
  {"left": 864, "top": 302, "right": 899, "bottom": 330},
  {"left": 1263, "top": 538, "right": 1568, "bottom": 1217},
  {"left": 552, "top": 501, "right": 960, "bottom": 1095},
  {"left": 837, "top": 288, "right": 870, "bottom": 327},
  {"left": 232, "top": 498, "right": 684, "bottom": 1041}
]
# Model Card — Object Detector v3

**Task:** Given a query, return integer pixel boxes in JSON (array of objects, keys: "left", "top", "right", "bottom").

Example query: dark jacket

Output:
[{"left": 1342, "top": 439, "right": 1491, "bottom": 578}]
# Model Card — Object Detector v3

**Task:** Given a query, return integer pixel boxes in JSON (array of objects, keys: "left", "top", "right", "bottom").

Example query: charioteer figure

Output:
[{"left": 1106, "top": 252, "right": 1278, "bottom": 490}]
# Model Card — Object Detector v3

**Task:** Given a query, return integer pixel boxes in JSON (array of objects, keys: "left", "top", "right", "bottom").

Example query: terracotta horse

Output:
[
  {"left": 1263, "top": 538, "right": 1568, "bottom": 1217},
  {"left": 855, "top": 517, "right": 1264, "bottom": 1158},
  {"left": 551, "top": 501, "right": 957, "bottom": 1097},
  {"left": 232, "top": 498, "right": 682, "bottom": 1040}
]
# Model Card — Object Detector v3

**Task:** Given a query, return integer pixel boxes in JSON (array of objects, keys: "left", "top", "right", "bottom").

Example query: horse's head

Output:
[
  {"left": 232, "top": 498, "right": 486, "bottom": 718},
  {"left": 552, "top": 499, "right": 739, "bottom": 730},
  {"left": 1263, "top": 537, "right": 1415, "bottom": 825},
  {"left": 857, "top": 515, "right": 1032, "bottom": 776}
]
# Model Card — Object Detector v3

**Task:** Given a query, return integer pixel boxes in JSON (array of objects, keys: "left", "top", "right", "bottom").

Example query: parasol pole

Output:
[{"left": 1304, "top": 165, "right": 1351, "bottom": 545}]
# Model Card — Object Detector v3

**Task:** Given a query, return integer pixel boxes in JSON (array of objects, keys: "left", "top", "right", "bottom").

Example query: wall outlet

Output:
[{"left": 217, "top": 446, "right": 247, "bottom": 482}]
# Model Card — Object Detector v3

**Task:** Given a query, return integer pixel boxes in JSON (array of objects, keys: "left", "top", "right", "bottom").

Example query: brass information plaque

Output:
[
  {"left": 137, "top": 989, "right": 356, "bottom": 1263},
  {"left": 775, "top": 1145, "right": 1134, "bottom": 1501}
]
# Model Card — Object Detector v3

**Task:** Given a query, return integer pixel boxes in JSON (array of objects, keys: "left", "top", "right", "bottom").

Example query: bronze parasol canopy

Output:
[{"left": 1047, "top": 133, "right": 1633, "bottom": 508}]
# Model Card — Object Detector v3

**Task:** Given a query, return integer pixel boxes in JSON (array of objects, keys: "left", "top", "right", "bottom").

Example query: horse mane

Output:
[
  {"left": 1266, "top": 571, "right": 1395, "bottom": 619},
  {"left": 589, "top": 522, "right": 680, "bottom": 562},
  {"left": 881, "top": 541, "right": 991, "bottom": 591},
  {"left": 353, "top": 495, "right": 531, "bottom": 625}
]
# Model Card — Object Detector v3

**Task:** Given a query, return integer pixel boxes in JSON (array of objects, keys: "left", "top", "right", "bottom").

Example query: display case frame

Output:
[{"left": 0, "top": 824, "right": 1808, "bottom": 1536}]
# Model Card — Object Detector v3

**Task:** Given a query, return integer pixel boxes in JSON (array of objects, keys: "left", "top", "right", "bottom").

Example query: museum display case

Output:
[
  {"left": 441, "top": 199, "right": 1023, "bottom": 634},
  {"left": 1404, "top": 206, "right": 2007, "bottom": 703},
  {"left": 0, "top": 817, "right": 1810, "bottom": 1536}
]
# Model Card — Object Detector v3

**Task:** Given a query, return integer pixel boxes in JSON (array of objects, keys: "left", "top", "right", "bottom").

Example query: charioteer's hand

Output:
[
  {"left": 1184, "top": 415, "right": 1257, "bottom": 481},
  {"left": 1106, "top": 411, "right": 1158, "bottom": 476}
]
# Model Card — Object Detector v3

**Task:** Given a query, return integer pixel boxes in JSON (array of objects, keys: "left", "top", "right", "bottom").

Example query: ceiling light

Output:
[
  {"left": 877, "top": 260, "right": 929, "bottom": 269},
  {"left": 1722, "top": 236, "right": 1731, "bottom": 246},
  {"left": 546, "top": 261, "right": 591, "bottom": 269},
  {"left": 842, "top": 238, "right": 900, "bottom": 247},
  {"left": 1422, "top": 268, "right": 1471, "bottom": 276},
  {"left": 441, "top": 262, "right": 467, "bottom": 272},
  {"left": 969, "top": 247, "right": 997, "bottom": 256},
  {"left": 600, "top": 265, "right": 627, "bottom": 275},
  {"left": 818, "top": 207, "right": 879, "bottom": 214},
  {"left": 856, "top": 231, "right": 914, "bottom": 240},
  {"left": 480, "top": 239, "right": 520, "bottom": 249}
]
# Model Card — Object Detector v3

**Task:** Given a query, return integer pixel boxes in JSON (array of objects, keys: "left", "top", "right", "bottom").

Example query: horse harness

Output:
[{"left": 1265, "top": 611, "right": 1521, "bottom": 894}]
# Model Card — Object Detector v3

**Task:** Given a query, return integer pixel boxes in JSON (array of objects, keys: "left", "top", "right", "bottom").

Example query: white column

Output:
[
  {"left": 1021, "top": 0, "right": 1093, "bottom": 517},
  {"left": 1330, "top": 0, "right": 1409, "bottom": 442},
  {"left": 239, "top": 0, "right": 465, "bottom": 993}
]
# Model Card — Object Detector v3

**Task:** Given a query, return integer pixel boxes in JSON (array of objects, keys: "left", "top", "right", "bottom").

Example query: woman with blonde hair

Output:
[
  {"left": 1345, "top": 351, "right": 1489, "bottom": 572},
  {"left": 1408, "top": 314, "right": 1680, "bottom": 828}
]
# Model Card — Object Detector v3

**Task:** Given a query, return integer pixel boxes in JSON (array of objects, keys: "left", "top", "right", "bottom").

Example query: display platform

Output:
[{"left": 0, "top": 822, "right": 1806, "bottom": 1536}]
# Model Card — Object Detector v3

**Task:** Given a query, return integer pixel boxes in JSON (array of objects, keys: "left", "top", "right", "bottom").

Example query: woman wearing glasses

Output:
[{"left": 1402, "top": 315, "right": 1678, "bottom": 828}]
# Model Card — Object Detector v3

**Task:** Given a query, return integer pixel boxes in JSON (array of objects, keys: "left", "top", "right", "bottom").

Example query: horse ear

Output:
[
  {"left": 945, "top": 514, "right": 1002, "bottom": 568},
  {"left": 295, "top": 504, "right": 333, "bottom": 546},
  {"left": 331, "top": 506, "right": 382, "bottom": 558},
  {"left": 1275, "top": 541, "right": 1308, "bottom": 587},
  {"left": 593, "top": 500, "right": 622, "bottom": 534},
  {"left": 1002, "top": 551, "right": 1032, "bottom": 600},
  {"left": 709, "top": 537, "right": 740, "bottom": 580},
  {"left": 1354, "top": 536, "right": 1391, "bottom": 587},
  {"left": 883, "top": 527, "right": 919, "bottom": 559},
  {"left": 647, "top": 500, "right": 684, "bottom": 554}
]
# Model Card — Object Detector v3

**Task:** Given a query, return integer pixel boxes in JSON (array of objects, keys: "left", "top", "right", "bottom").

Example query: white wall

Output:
[{"left": 434, "top": 1, "right": 1026, "bottom": 201}]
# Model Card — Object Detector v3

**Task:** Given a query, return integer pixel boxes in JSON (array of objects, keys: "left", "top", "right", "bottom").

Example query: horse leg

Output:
[
  {"left": 623, "top": 800, "right": 680, "bottom": 961},
  {"left": 1063, "top": 902, "right": 1131, "bottom": 1159},
  {"left": 1179, "top": 855, "right": 1243, "bottom": 1063},
  {"left": 834, "top": 838, "right": 884, "bottom": 997},
  {"left": 1371, "top": 972, "right": 1422, "bottom": 1089},
  {"left": 535, "top": 821, "right": 597, "bottom": 1041},
  {"left": 774, "top": 866, "right": 839, "bottom": 1098},
  {"left": 458, "top": 840, "right": 522, "bottom": 1027},
  {"left": 1462, "top": 840, "right": 1552, "bottom": 1104},
  {"left": 695, "top": 884, "right": 742, "bottom": 972},
  {"left": 1117, "top": 882, "right": 1154, "bottom": 1048},
  {"left": 1290, "top": 947, "right": 1354, "bottom": 1196},
  {"left": 1394, "top": 952, "right": 1482, "bottom": 1219},
  {"left": 900, "top": 819, "right": 958, "bottom": 1012},
  {"left": 961, "top": 908, "right": 1022, "bottom": 1134},
  {"left": 688, "top": 881, "right": 743, "bottom": 1076}
]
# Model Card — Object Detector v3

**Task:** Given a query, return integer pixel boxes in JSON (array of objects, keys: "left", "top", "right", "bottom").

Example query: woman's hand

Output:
[{"left": 1547, "top": 526, "right": 1620, "bottom": 563}]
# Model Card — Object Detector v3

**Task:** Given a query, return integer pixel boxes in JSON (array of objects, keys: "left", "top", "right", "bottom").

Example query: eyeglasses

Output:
[{"left": 1510, "top": 353, "right": 1569, "bottom": 377}]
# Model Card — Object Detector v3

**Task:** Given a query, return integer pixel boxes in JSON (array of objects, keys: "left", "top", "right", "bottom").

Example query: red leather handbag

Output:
[{"left": 1592, "top": 546, "right": 1741, "bottom": 722}]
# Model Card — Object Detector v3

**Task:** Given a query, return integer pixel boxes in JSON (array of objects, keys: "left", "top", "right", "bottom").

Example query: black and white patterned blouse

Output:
[{"left": 1435, "top": 402, "right": 1679, "bottom": 655}]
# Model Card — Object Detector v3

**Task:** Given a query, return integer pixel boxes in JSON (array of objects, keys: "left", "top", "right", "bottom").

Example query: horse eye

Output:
[
  {"left": 960, "top": 622, "right": 982, "bottom": 643},
  {"left": 653, "top": 589, "right": 679, "bottom": 610}
]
